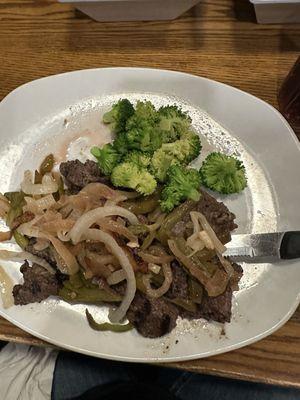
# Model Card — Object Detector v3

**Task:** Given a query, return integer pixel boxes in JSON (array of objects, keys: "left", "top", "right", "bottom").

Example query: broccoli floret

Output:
[
  {"left": 158, "top": 105, "right": 192, "bottom": 140},
  {"left": 160, "top": 165, "right": 201, "bottom": 213},
  {"left": 123, "top": 151, "right": 151, "bottom": 169},
  {"left": 91, "top": 144, "right": 121, "bottom": 176},
  {"left": 151, "top": 147, "right": 180, "bottom": 182},
  {"left": 151, "top": 132, "right": 202, "bottom": 182},
  {"left": 113, "top": 132, "right": 129, "bottom": 155},
  {"left": 125, "top": 101, "right": 162, "bottom": 153},
  {"left": 131, "top": 101, "right": 159, "bottom": 125},
  {"left": 102, "top": 99, "right": 134, "bottom": 134},
  {"left": 126, "top": 122, "right": 162, "bottom": 153},
  {"left": 180, "top": 131, "right": 202, "bottom": 163},
  {"left": 111, "top": 162, "right": 157, "bottom": 196},
  {"left": 200, "top": 152, "right": 247, "bottom": 194}
]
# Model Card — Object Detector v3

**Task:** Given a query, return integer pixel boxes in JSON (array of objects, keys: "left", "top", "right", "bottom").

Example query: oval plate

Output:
[{"left": 0, "top": 68, "right": 300, "bottom": 362}]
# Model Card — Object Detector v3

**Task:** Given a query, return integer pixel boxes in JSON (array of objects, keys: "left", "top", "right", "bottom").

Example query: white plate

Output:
[{"left": 0, "top": 68, "right": 300, "bottom": 363}]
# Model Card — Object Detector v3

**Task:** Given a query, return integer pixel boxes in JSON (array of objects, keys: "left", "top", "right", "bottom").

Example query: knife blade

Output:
[{"left": 224, "top": 231, "right": 300, "bottom": 263}]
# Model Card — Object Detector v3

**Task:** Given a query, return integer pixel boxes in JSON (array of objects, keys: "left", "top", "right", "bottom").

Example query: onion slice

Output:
[
  {"left": 70, "top": 206, "right": 139, "bottom": 244},
  {"left": 0, "top": 265, "right": 14, "bottom": 308},
  {"left": 0, "top": 250, "right": 55, "bottom": 274},
  {"left": 138, "top": 251, "right": 173, "bottom": 264},
  {"left": 142, "top": 263, "right": 172, "bottom": 299},
  {"left": 84, "top": 229, "right": 136, "bottom": 323},
  {"left": 107, "top": 269, "right": 126, "bottom": 285},
  {"left": 190, "top": 212, "right": 226, "bottom": 254},
  {"left": 21, "top": 171, "right": 58, "bottom": 195}
]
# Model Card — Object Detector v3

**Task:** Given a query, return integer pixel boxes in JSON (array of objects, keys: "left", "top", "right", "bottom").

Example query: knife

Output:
[{"left": 224, "top": 231, "right": 300, "bottom": 263}]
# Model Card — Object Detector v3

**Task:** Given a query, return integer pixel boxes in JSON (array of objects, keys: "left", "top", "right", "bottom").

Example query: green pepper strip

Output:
[
  {"left": 166, "top": 297, "right": 198, "bottom": 313},
  {"left": 13, "top": 231, "right": 29, "bottom": 250},
  {"left": 86, "top": 309, "right": 133, "bottom": 332},
  {"left": 4, "top": 191, "right": 26, "bottom": 228},
  {"left": 122, "top": 189, "right": 161, "bottom": 215},
  {"left": 59, "top": 286, "right": 122, "bottom": 303},
  {"left": 39, "top": 154, "right": 55, "bottom": 175},
  {"left": 157, "top": 200, "right": 196, "bottom": 245}
]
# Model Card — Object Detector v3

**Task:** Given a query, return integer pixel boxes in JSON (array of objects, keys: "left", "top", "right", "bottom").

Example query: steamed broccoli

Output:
[
  {"left": 125, "top": 101, "right": 162, "bottom": 152},
  {"left": 200, "top": 152, "right": 247, "bottom": 194},
  {"left": 102, "top": 99, "right": 134, "bottom": 134},
  {"left": 113, "top": 132, "right": 129, "bottom": 155},
  {"left": 111, "top": 162, "right": 157, "bottom": 196},
  {"left": 123, "top": 151, "right": 151, "bottom": 169},
  {"left": 151, "top": 132, "right": 202, "bottom": 182},
  {"left": 91, "top": 144, "right": 121, "bottom": 176},
  {"left": 160, "top": 165, "right": 201, "bottom": 213},
  {"left": 158, "top": 105, "right": 192, "bottom": 141}
]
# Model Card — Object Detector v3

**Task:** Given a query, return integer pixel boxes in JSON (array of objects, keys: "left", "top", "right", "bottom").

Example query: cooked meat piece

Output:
[
  {"left": 60, "top": 159, "right": 108, "bottom": 193},
  {"left": 167, "top": 260, "right": 188, "bottom": 299},
  {"left": 127, "top": 291, "right": 179, "bottom": 338},
  {"left": 26, "top": 239, "right": 57, "bottom": 267},
  {"left": 230, "top": 261, "right": 243, "bottom": 291},
  {"left": 171, "top": 190, "right": 237, "bottom": 243},
  {"left": 198, "top": 285, "right": 233, "bottom": 323},
  {"left": 13, "top": 261, "right": 61, "bottom": 305},
  {"left": 11, "top": 211, "right": 35, "bottom": 230}
]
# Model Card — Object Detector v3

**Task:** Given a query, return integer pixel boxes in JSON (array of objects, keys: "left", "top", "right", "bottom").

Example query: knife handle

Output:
[{"left": 280, "top": 231, "right": 300, "bottom": 259}]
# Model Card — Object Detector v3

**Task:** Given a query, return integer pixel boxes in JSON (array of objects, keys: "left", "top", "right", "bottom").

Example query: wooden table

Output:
[{"left": 0, "top": 0, "right": 300, "bottom": 389}]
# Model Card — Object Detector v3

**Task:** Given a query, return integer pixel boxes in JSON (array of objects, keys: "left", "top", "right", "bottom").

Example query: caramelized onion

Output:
[
  {"left": 142, "top": 263, "right": 172, "bottom": 298},
  {"left": 70, "top": 206, "right": 139, "bottom": 244},
  {"left": 138, "top": 251, "right": 173, "bottom": 264},
  {"left": 98, "top": 218, "right": 138, "bottom": 245},
  {"left": 107, "top": 269, "right": 126, "bottom": 285},
  {"left": 190, "top": 212, "right": 226, "bottom": 254},
  {"left": 0, "top": 265, "right": 14, "bottom": 308},
  {"left": 0, "top": 250, "right": 55, "bottom": 274},
  {"left": 24, "top": 194, "right": 56, "bottom": 214},
  {"left": 84, "top": 229, "right": 136, "bottom": 323},
  {"left": 21, "top": 171, "right": 58, "bottom": 195}
]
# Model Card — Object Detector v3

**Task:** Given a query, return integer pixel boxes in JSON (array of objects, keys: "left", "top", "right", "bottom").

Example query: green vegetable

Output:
[
  {"left": 91, "top": 143, "right": 122, "bottom": 175},
  {"left": 151, "top": 132, "right": 201, "bottom": 182},
  {"left": 160, "top": 165, "right": 201, "bottom": 213},
  {"left": 113, "top": 132, "right": 129, "bottom": 155},
  {"left": 102, "top": 99, "right": 134, "bottom": 134},
  {"left": 166, "top": 297, "right": 197, "bottom": 313},
  {"left": 188, "top": 278, "right": 203, "bottom": 304},
  {"left": 157, "top": 200, "right": 196, "bottom": 245},
  {"left": 39, "top": 154, "right": 55, "bottom": 175},
  {"left": 86, "top": 309, "right": 133, "bottom": 332},
  {"left": 59, "top": 272, "right": 122, "bottom": 303},
  {"left": 4, "top": 191, "right": 26, "bottom": 228},
  {"left": 200, "top": 152, "right": 247, "bottom": 194},
  {"left": 128, "top": 224, "right": 149, "bottom": 236},
  {"left": 125, "top": 101, "right": 162, "bottom": 152},
  {"left": 34, "top": 170, "right": 43, "bottom": 184},
  {"left": 122, "top": 188, "right": 161, "bottom": 214},
  {"left": 13, "top": 230, "right": 29, "bottom": 249},
  {"left": 158, "top": 104, "right": 192, "bottom": 141},
  {"left": 59, "top": 286, "right": 121, "bottom": 303},
  {"left": 123, "top": 151, "right": 151, "bottom": 169},
  {"left": 111, "top": 162, "right": 157, "bottom": 196}
]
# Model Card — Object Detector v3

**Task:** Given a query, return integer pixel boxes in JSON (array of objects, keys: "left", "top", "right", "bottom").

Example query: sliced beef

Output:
[
  {"left": 13, "top": 261, "right": 61, "bottom": 305},
  {"left": 230, "top": 261, "right": 243, "bottom": 291},
  {"left": 127, "top": 292, "right": 179, "bottom": 338},
  {"left": 59, "top": 159, "right": 108, "bottom": 193},
  {"left": 171, "top": 190, "right": 237, "bottom": 243},
  {"left": 198, "top": 285, "right": 233, "bottom": 323},
  {"left": 11, "top": 211, "right": 35, "bottom": 230},
  {"left": 167, "top": 260, "right": 188, "bottom": 299},
  {"left": 26, "top": 239, "right": 57, "bottom": 268}
]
